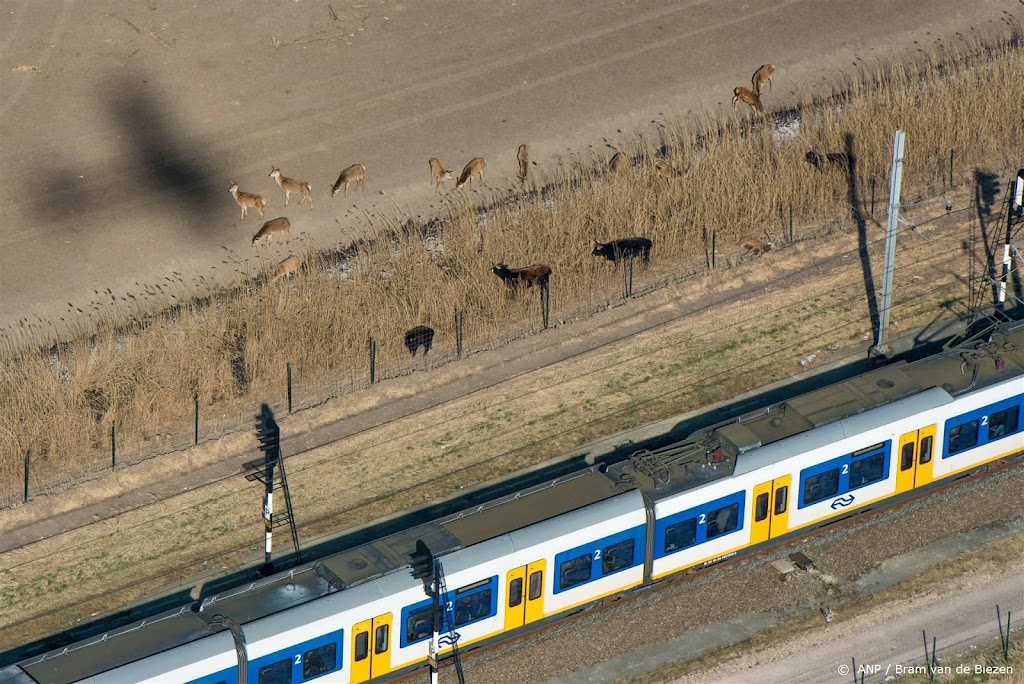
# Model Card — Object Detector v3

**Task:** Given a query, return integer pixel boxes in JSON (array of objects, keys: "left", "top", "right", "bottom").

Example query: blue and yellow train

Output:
[{"left": 3, "top": 320, "right": 1023, "bottom": 684}]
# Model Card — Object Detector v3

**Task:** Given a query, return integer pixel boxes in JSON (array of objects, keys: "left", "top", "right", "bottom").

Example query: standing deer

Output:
[
  {"left": 732, "top": 86, "right": 765, "bottom": 116},
  {"left": 251, "top": 217, "right": 291, "bottom": 246},
  {"left": 609, "top": 151, "right": 628, "bottom": 174},
  {"left": 428, "top": 158, "right": 454, "bottom": 189},
  {"left": 752, "top": 64, "right": 776, "bottom": 95},
  {"left": 270, "top": 255, "right": 301, "bottom": 282},
  {"left": 331, "top": 164, "right": 366, "bottom": 197},
  {"left": 268, "top": 167, "right": 313, "bottom": 210},
  {"left": 455, "top": 158, "right": 486, "bottom": 189},
  {"left": 228, "top": 182, "right": 267, "bottom": 219},
  {"left": 516, "top": 144, "right": 530, "bottom": 183}
]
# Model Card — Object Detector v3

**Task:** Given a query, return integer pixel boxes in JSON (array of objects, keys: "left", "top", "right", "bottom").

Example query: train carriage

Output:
[{"left": 4, "top": 320, "right": 1023, "bottom": 684}]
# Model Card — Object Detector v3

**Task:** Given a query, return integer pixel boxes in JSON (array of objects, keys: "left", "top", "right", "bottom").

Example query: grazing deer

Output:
[
  {"left": 752, "top": 64, "right": 775, "bottom": 95},
  {"left": 609, "top": 151, "right": 628, "bottom": 174},
  {"left": 653, "top": 159, "right": 683, "bottom": 180},
  {"left": 517, "top": 144, "right": 530, "bottom": 183},
  {"left": 330, "top": 164, "right": 366, "bottom": 197},
  {"left": 455, "top": 158, "right": 486, "bottom": 189},
  {"left": 228, "top": 182, "right": 267, "bottom": 219},
  {"left": 428, "top": 158, "right": 454, "bottom": 189},
  {"left": 268, "top": 167, "right": 313, "bottom": 210},
  {"left": 251, "top": 217, "right": 291, "bottom": 246},
  {"left": 738, "top": 236, "right": 772, "bottom": 256},
  {"left": 732, "top": 87, "right": 765, "bottom": 116},
  {"left": 491, "top": 262, "right": 552, "bottom": 291},
  {"left": 270, "top": 255, "right": 301, "bottom": 282}
]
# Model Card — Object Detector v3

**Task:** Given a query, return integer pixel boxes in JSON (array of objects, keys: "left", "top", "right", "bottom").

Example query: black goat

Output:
[
  {"left": 404, "top": 325, "right": 435, "bottom": 357},
  {"left": 591, "top": 238, "right": 653, "bottom": 267}
]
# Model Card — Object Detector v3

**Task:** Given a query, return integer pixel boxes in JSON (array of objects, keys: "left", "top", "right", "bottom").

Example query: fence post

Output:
[
  {"left": 541, "top": 285, "right": 550, "bottom": 329},
  {"left": 711, "top": 230, "right": 717, "bottom": 269},
  {"left": 626, "top": 255, "right": 634, "bottom": 298},
  {"left": 111, "top": 422, "right": 117, "bottom": 469},
  {"left": 949, "top": 147, "right": 954, "bottom": 188},
  {"left": 870, "top": 177, "right": 876, "bottom": 220},
  {"left": 788, "top": 202, "right": 794, "bottom": 242},
  {"left": 287, "top": 362, "right": 293, "bottom": 414},
  {"left": 194, "top": 394, "right": 200, "bottom": 446},
  {"left": 23, "top": 451, "right": 29, "bottom": 504},
  {"left": 455, "top": 308, "right": 464, "bottom": 358},
  {"left": 369, "top": 337, "right": 377, "bottom": 385},
  {"left": 997, "top": 605, "right": 1011, "bottom": 661}
]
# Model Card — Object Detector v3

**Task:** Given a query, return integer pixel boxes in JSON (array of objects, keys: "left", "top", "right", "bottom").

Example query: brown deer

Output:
[
  {"left": 653, "top": 159, "right": 683, "bottom": 180},
  {"left": 428, "top": 158, "right": 454, "bottom": 189},
  {"left": 330, "top": 164, "right": 366, "bottom": 197},
  {"left": 268, "top": 167, "right": 313, "bottom": 210},
  {"left": 516, "top": 144, "right": 530, "bottom": 183},
  {"left": 732, "top": 86, "right": 765, "bottom": 116},
  {"left": 455, "top": 158, "right": 486, "bottom": 189},
  {"left": 251, "top": 217, "right": 291, "bottom": 246},
  {"left": 270, "top": 255, "right": 301, "bottom": 282},
  {"left": 228, "top": 182, "right": 267, "bottom": 219},
  {"left": 738, "top": 236, "right": 772, "bottom": 256},
  {"left": 752, "top": 64, "right": 775, "bottom": 95},
  {"left": 609, "top": 151, "right": 628, "bottom": 174}
]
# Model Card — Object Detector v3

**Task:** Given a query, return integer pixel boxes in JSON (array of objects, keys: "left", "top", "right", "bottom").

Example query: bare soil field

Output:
[{"left": 0, "top": 0, "right": 1017, "bottom": 336}]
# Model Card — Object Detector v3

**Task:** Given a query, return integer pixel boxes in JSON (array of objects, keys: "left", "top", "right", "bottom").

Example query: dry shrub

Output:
[{"left": 1, "top": 37, "right": 1022, "bottom": 503}]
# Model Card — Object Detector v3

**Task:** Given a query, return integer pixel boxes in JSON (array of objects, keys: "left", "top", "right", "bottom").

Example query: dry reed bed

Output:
[{"left": 1, "top": 40, "right": 1021, "bottom": 502}]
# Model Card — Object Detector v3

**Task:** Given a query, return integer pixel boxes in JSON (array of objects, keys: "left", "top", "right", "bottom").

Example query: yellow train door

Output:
[
  {"left": 896, "top": 430, "right": 919, "bottom": 494},
  {"left": 914, "top": 425, "right": 937, "bottom": 487},
  {"left": 896, "top": 426, "right": 938, "bottom": 493},
  {"left": 350, "top": 613, "right": 392, "bottom": 683},
  {"left": 749, "top": 481, "right": 773, "bottom": 545},
  {"left": 753, "top": 476, "right": 791, "bottom": 542},
  {"left": 504, "top": 566, "right": 527, "bottom": 632},
  {"left": 524, "top": 560, "right": 546, "bottom": 624}
]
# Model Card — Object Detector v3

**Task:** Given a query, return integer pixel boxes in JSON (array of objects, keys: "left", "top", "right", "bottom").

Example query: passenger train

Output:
[{"left": 2, "top": 320, "right": 1023, "bottom": 684}]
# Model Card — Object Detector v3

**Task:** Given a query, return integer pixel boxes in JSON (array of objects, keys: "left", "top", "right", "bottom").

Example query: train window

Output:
[
  {"left": 259, "top": 659, "right": 292, "bottom": 684},
  {"left": 601, "top": 538, "right": 635, "bottom": 575},
  {"left": 405, "top": 607, "right": 434, "bottom": 644},
  {"left": 919, "top": 436, "right": 933, "bottom": 464},
  {"left": 900, "top": 442, "right": 915, "bottom": 471},
  {"left": 755, "top": 493, "right": 769, "bottom": 522},
  {"left": 849, "top": 451, "right": 885, "bottom": 489},
  {"left": 355, "top": 631, "right": 369, "bottom": 661},
  {"left": 706, "top": 503, "right": 739, "bottom": 539},
  {"left": 509, "top": 578, "right": 524, "bottom": 608},
  {"left": 454, "top": 589, "right": 493, "bottom": 626},
  {"left": 774, "top": 486, "right": 788, "bottom": 514},
  {"left": 374, "top": 624, "right": 389, "bottom": 655},
  {"left": 302, "top": 643, "right": 337, "bottom": 680},
  {"left": 988, "top": 406, "right": 1019, "bottom": 441},
  {"left": 948, "top": 420, "right": 979, "bottom": 454},
  {"left": 559, "top": 553, "right": 593, "bottom": 590},
  {"left": 664, "top": 518, "right": 697, "bottom": 553},
  {"left": 803, "top": 468, "right": 839, "bottom": 505},
  {"left": 528, "top": 571, "right": 543, "bottom": 600}
]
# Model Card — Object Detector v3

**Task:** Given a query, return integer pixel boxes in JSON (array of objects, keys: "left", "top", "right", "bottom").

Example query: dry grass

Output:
[{"left": 1, "top": 35, "right": 1022, "bottom": 503}]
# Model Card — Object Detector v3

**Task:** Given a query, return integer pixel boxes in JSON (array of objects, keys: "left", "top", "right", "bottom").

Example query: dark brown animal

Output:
[
  {"left": 491, "top": 262, "right": 552, "bottom": 290},
  {"left": 592, "top": 238, "right": 653, "bottom": 267},
  {"left": 404, "top": 325, "right": 435, "bottom": 356}
]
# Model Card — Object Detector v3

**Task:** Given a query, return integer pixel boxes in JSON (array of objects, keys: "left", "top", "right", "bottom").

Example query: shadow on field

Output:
[
  {"left": 973, "top": 168, "right": 1003, "bottom": 308},
  {"left": 30, "top": 74, "right": 221, "bottom": 234},
  {"left": 0, "top": 323, "right": 974, "bottom": 670},
  {"left": 843, "top": 133, "right": 881, "bottom": 345}
]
